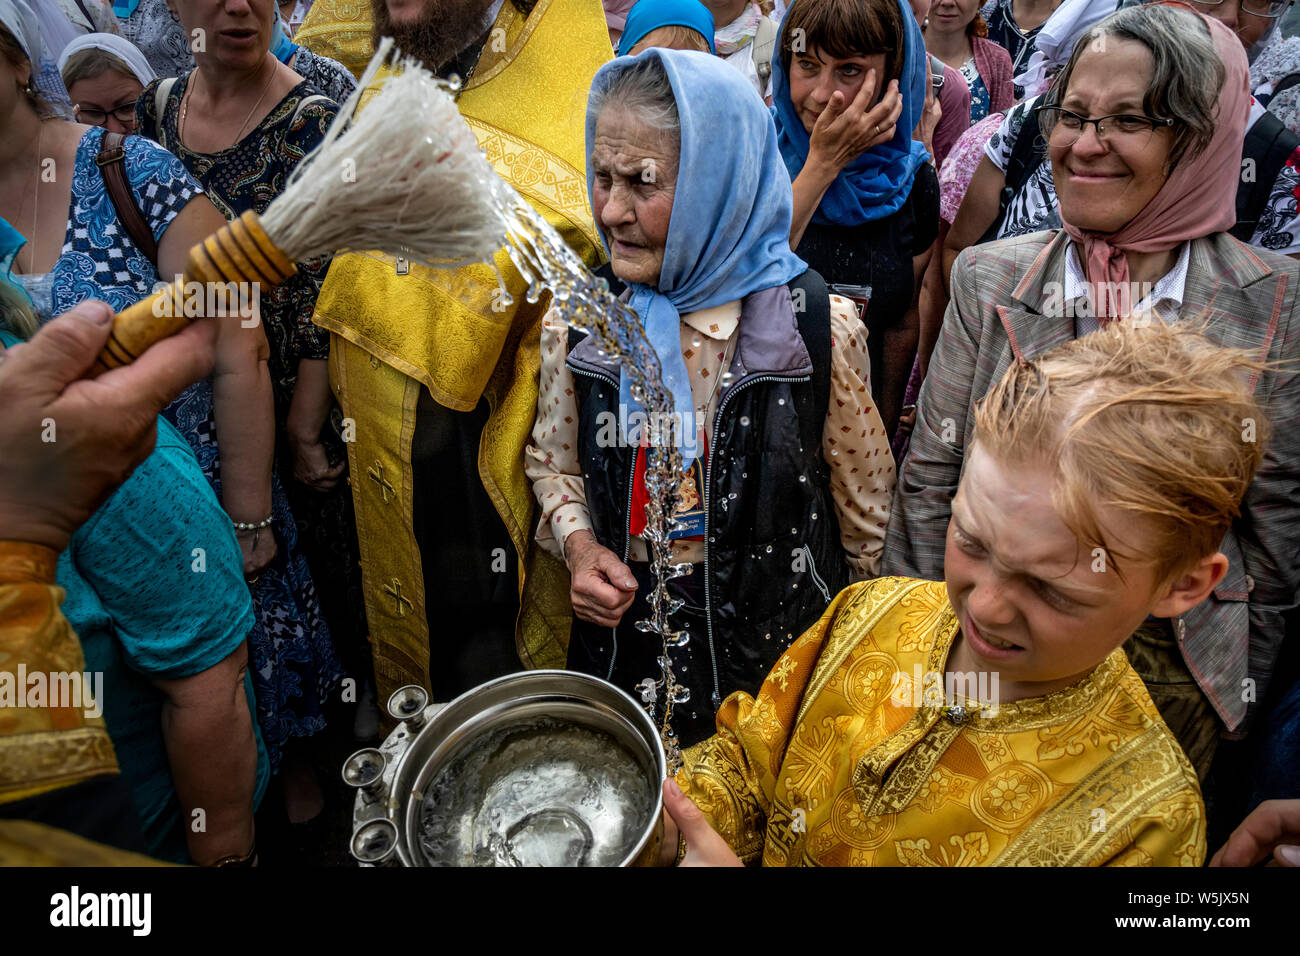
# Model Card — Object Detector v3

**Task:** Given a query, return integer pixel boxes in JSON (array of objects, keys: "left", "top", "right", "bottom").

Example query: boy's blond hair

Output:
[{"left": 973, "top": 321, "right": 1269, "bottom": 585}]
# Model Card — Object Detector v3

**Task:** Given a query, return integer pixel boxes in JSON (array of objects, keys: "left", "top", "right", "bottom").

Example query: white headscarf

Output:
[
  {"left": 58, "top": 31, "right": 155, "bottom": 85},
  {"left": 1014, "top": 0, "right": 1119, "bottom": 98},
  {"left": 0, "top": 0, "right": 75, "bottom": 116}
]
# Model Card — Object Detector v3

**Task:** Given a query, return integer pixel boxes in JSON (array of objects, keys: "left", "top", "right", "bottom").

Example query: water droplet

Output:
[
  {"left": 764, "top": 632, "right": 771, "bottom": 640},
  {"left": 778, "top": 398, "right": 786, "bottom": 406},
  {"left": 691, "top": 334, "right": 702, "bottom": 348},
  {"left": 739, "top": 416, "right": 750, "bottom": 426},
  {"left": 720, "top": 371, "right": 735, "bottom": 387},
  {"left": 811, "top": 512, "right": 818, "bottom": 520},
  {"left": 798, "top": 475, "right": 807, "bottom": 483},
  {"left": 765, "top": 545, "right": 773, "bottom": 554},
  {"left": 497, "top": 292, "right": 513, "bottom": 308},
  {"left": 727, "top": 492, "right": 737, "bottom": 500}
]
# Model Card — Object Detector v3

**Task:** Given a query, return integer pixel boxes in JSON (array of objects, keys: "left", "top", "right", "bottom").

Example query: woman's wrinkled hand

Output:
[
  {"left": 808, "top": 71, "right": 902, "bottom": 174},
  {"left": 563, "top": 529, "right": 638, "bottom": 628},
  {"left": 236, "top": 524, "right": 278, "bottom": 580},
  {"left": 290, "top": 434, "right": 346, "bottom": 492}
]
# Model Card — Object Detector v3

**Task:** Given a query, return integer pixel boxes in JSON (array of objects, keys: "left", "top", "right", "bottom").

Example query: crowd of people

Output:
[{"left": 0, "top": 0, "right": 1298, "bottom": 868}]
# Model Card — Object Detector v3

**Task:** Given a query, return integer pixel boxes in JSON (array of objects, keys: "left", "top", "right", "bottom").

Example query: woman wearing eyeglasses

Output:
[
  {"left": 884, "top": 4, "right": 1300, "bottom": 789},
  {"left": 942, "top": 0, "right": 1300, "bottom": 310},
  {"left": 57, "top": 32, "right": 152, "bottom": 133}
]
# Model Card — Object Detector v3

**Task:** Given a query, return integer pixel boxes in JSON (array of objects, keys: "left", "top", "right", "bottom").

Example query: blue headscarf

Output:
[
  {"left": 0, "top": 217, "right": 35, "bottom": 317},
  {"left": 617, "top": 0, "right": 716, "bottom": 56},
  {"left": 270, "top": 4, "right": 298, "bottom": 63},
  {"left": 770, "top": 0, "right": 930, "bottom": 226},
  {"left": 586, "top": 49, "right": 806, "bottom": 468}
]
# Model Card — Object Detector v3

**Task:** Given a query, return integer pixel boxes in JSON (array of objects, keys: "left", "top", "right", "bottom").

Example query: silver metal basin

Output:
[{"left": 348, "top": 670, "right": 666, "bottom": 867}]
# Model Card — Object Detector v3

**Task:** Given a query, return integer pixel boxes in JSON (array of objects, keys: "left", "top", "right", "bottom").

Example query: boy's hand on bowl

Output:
[{"left": 661, "top": 778, "right": 743, "bottom": 867}]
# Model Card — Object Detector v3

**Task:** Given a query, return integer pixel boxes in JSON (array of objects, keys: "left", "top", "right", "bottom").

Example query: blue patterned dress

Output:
[{"left": 19, "top": 126, "right": 341, "bottom": 770}]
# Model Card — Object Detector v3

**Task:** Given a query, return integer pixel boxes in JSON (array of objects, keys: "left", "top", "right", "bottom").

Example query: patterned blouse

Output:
[
  {"left": 526, "top": 296, "right": 896, "bottom": 580},
  {"left": 959, "top": 57, "right": 991, "bottom": 126},
  {"left": 13, "top": 127, "right": 199, "bottom": 321},
  {"left": 939, "top": 112, "right": 1003, "bottom": 225},
  {"left": 116, "top": 0, "right": 194, "bottom": 79},
  {"left": 138, "top": 76, "right": 339, "bottom": 425}
]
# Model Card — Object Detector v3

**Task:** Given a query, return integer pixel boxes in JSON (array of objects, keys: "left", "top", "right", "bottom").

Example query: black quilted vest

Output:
[{"left": 566, "top": 270, "right": 848, "bottom": 720}]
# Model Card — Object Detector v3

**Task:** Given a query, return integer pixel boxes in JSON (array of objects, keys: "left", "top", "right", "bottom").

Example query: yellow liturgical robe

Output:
[
  {"left": 678, "top": 577, "right": 1206, "bottom": 866},
  {"left": 294, "top": 0, "right": 375, "bottom": 79},
  {"left": 310, "top": 0, "right": 611, "bottom": 707}
]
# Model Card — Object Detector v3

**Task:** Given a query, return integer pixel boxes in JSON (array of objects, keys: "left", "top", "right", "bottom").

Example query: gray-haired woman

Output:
[
  {"left": 526, "top": 50, "right": 896, "bottom": 746},
  {"left": 887, "top": 4, "right": 1300, "bottom": 784}
]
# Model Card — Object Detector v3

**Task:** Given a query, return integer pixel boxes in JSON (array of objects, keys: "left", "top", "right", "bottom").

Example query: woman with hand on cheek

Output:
[{"left": 776, "top": 0, "right": 938, "bottom": 436}]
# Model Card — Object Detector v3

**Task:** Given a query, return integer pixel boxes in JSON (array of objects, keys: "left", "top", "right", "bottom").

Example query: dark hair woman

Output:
[{"left": 774, "top": 0, "right": 940, "bottom": 436}]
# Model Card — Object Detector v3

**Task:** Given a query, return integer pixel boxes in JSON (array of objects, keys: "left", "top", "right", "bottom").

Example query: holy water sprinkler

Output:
[
  {"left": 89, "top": 37, "right": 509, "bottom": 373},
  {"left": 96, "top": 38, "right": 699, "bottom": 771}
]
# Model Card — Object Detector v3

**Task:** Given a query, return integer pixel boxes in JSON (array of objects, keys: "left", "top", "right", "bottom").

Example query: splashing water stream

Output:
[
  {"left": 314, "top": 52, "right": 695, "bottom": 775},
  {"left": 494, "top": 193, "right": 693, "bottom": 774}
]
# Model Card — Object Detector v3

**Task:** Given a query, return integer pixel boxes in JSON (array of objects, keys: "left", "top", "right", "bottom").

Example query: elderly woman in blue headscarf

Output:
[
  {"left": 525, "top": 49, "right": 896, "bottom": 746},
  {"left": 775, "top": 0, "right": 940, "bottom": 437}
]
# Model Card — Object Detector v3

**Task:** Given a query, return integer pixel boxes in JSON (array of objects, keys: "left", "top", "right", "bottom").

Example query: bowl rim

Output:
[{"left": 383, "top": 670, "right": 667, "bottom": 867}]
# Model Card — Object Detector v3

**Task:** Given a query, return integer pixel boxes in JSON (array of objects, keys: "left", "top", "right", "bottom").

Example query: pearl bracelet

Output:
[{"left": 232, "top": 515, "right": 273, "bottom": 532}]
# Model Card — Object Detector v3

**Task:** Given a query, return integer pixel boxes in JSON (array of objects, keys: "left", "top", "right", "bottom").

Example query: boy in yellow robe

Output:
[{"left": 659, "top": 321, "right": 1269, "bottom": 866}]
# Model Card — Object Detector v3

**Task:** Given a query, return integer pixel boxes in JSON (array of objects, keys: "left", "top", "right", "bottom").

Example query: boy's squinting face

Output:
[{"left": 943, "top": 444, "right": 1167, "bottom": 698}]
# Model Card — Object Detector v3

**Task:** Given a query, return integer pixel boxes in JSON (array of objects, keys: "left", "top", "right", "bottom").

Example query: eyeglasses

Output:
[
  {"left": 1035, "top": 106, "right": 1175, "bottom": 149},
  {"left": 1188, "top": 0, "right": 1294, "bottom": 18},
  {"left": 75, "top": 103, "right": 139, "bottom": 128}
]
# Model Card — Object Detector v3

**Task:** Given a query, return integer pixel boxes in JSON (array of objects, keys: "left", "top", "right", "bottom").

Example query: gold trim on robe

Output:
[
  {"left": 0, "top": 580, "right": 120, "bottom": 804},
  {"left": 311, "top": 0, "right": 611, "bottom": 706}
]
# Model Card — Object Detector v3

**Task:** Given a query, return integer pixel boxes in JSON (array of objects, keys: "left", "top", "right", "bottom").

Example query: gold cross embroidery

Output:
[
  {"left": 383, "top": 578, "right": 414, "bottom": 617},
  {"left": 367, "top": 461, "right": 395, "bottom": 503}
]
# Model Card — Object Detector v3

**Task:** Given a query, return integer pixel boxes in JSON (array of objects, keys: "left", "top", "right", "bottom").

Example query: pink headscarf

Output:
[{"left": 1060, "top": 10, "right": 1250, "bottom": 321}]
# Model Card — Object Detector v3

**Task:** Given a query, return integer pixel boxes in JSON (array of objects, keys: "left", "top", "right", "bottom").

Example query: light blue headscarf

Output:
[
  {"left": 770, "top": 0, "right": 930, "bottom": 226},
  {"left": 0, "top": 217, "right": 36, "bottom": 332},
  {"left": 616, "top": 0, "right": 716, "bottom": 56},
  {"left": 585, "top": 49, "right": 807, "bottom": 468},
  {"left": 270, "top": 4, "right": 298, "bottom": 63},
  {"left": 0, "top": 218, "right": 29, "bottom": 296}
]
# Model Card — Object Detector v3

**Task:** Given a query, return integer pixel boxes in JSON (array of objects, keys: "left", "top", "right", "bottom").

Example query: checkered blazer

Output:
[{"left": 883, "top": 229, "right": 1300, "bottom": 733}]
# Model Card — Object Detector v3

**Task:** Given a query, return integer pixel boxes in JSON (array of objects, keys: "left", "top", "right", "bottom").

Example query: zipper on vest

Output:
[
  {"left": 704, "top": 372, "right": 812, "bottom": 710},
  {"left": 568, "top": 363, "right": 630, "bottom": 680},
  {"left": 803, "top": 545, "right": 832, "bottom": 602}
]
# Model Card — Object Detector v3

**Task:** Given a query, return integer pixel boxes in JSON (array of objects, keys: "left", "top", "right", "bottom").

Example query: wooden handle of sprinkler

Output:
[{"left": 90, "top": 211, "right": 298, "bottom": 374}]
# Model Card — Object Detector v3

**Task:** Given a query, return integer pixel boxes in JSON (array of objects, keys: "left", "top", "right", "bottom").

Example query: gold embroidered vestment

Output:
[{"left": 678, "top": 577, "right": 1207, "bottom": 866}]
